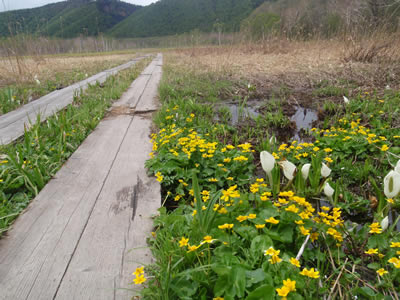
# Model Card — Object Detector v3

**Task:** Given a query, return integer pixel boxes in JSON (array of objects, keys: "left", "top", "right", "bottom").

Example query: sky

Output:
[{"left": 0, "top": 0, "right": 157, "bottom": 12}]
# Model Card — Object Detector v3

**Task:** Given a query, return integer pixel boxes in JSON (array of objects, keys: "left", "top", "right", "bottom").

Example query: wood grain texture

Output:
[{"left": 0, "top": 54, "right": 162, "bottom": 300}]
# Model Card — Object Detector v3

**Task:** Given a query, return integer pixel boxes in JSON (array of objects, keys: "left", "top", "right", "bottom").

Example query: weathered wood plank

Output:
[
  {"left": 0, "top": 56, "right": 148, "bottom": 145},
  {"left": 0, "top": 54, "right": 162, "bottom": 300}
]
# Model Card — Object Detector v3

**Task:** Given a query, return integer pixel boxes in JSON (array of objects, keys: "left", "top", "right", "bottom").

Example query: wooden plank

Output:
[
  {"left": 54, "top": 116, "right": 159, "bottom": 300},
  {"left": 0, "top": 117, "right": 133, "bottom": 300},
  {"left": 0, "top": 54, "right": 162, "bottom": 299},
  {"left": 0, "top": 56, "right": 148, "bottom": 145}
]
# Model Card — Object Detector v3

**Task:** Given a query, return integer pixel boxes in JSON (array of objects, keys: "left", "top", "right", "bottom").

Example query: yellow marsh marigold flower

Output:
[
  {"left": 133, "top": 275, "right": 147, "bottom": 284},
  {"left": 388, "top": 257, "right": 400, "bottom": 268},
  {"left": 300, "top": 268, "right": 320, "bottom": 279},
  {"left": 218, "top": 223, "right": 234, "bottom": 230},
  {"left": 283, "top": 279, "right": 296, "bottom": 292},
  {"left": 255, "top": 224, "right": 265, "bottom": 229},
  {"left": 213, "top": 297, "right": 224, "bottom": 300},
  {"left": 264, "top": 247, "right": 280, "bottom": 256},
  {"left": 369, "top": 222, "right": 382, "bottom": 234},
  {"left": 276, "top": 286, "right": 290, "bottom": 298},
  {"left": 248, "top": 214, "right": 257, "bottom": 219},
  {"left": 285, "top": 205, "right": 299, "bottom": 213},
  {"left": 388, "top": 198, "right": 395, "bottom": 204},
  {"left": 133, "top": 266, "right": 144, "bottom": 277},
  {"left": 269, "top": 255, "right": 282, "bottom": 264},
  {"left": 223, "top": 158, "right": 231, "bottom": 163},
  {"left": 233, "top": 156, "right": 248, "bottom": 162},
  {"left": 365, "top": 248, "right": 378, "bottom": 255},
  {"left": 310, "top": 232, "right": 319, "bottom": 242},
  {"left": 377, "top": 268, "right": 388, "bottom": 276},
  {"left": 381, "top": 144, "right": 389, "bottom": 152},
  {"left": 155, "top": 172, "right": 163, "bottom": 182},
  {"left": 265, "top": 217, "right": 279, "bottom": 224},
  {"left": 391, "top": 242, "right": 400, "bottom": 248},
  {"left": 192, "top": 210, "right": 197, "bottom": 216},
  {"left": 208, "top": 178, "right": 218, "bottom": 182},
  {"left": 218, "top": 207, "right": 228, "bottom": 214},
  {"left": 236, "top": 215, "right": 248, "bottom": 222},
  {"left": 202, "top": 235, "right": 215, "bottom": 244},
  {"left": 187, "top": 244, "right": 200, "bottom": 252},
  {"left": 290, "top": 258, "right": 300, "bottom": 268},
  {"left": 179, "top": 237, "right": 189, "bottom": 247},
  {"left": 299, "top": 226, "right": 310, "bottom": 236}
]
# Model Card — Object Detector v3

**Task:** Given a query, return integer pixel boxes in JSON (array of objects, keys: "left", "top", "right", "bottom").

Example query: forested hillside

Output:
[
  {"left": 109, "top": 0, "right": 266, "bottom": 38},
  {"left": 0, "top": 0, "right": 140, "bottom": 37}
]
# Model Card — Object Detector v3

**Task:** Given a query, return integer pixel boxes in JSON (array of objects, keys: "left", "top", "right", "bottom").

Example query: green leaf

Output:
[
  {"left": 232, "top": 266, "right": 246, "bottom": 298},
  {"left": 246, "top": 284, "right": 275, "bottom": 300},
  {"left": 250, "top": 235, "right": 273, "bottom": 256},
  {"left": 246, "top": 268, "right": 266, "bottom": 286},
  {"left": 355, "top": 287, "right": 377, "bottom": 297}
]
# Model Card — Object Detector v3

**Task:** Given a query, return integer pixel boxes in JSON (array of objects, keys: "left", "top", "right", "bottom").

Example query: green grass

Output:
[{"left": 0, "top": 57, "right": 152, "bottom": 236}]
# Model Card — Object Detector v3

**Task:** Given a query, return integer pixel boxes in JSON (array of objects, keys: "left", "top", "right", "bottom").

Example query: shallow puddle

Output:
[
  {"left": 290, "top": 106, "right": 318, "bottom": 141},
  {"left": 216, "top": 101, "right": 260, "bottom": 125}
]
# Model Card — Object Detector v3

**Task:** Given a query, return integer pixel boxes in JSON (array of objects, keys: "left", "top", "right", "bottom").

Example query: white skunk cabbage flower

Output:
[
  {"left": 384, "top": 170, "right": 400, "bottom": 199},
  {"left": 395, "top": 160, "right": 400, "bottom": 174},
  {"left": 324, "top": 182, "right": 334, "bottom": 199},
  {"left": 279, "top": 160, "right": 297, "bottom": 181},
  {"left": 343, "top": 96, "right": 349, "bottom": 104},
  {"left": 301, "top": 163, "right": 311, "bottom": 180},
  {"left": 321, "top": 163, "right": 331, "bottom": 178},
  {"left": 269, "top": 136, "right": 277, "bottom": 145},
  {"left": 381, "top": 216, "right": 389, "bottom": 231},
  {"left": 260, "top": 151, "right": 275, "bottom": 174}
]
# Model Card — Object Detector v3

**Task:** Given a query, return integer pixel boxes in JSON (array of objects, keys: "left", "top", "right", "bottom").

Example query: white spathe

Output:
[
  {"left": 260, "top": 151, "right": 275, "bottom": 174},
  {"left": 381, "top": 216, "right": 389, "bottom": 231},
  {"left": 395, "top": 160, "right": 400, "bottom": 173},
  {"left": 279, "top": 160, "right": 297, "bottom": 181},
  {"left": 324, "top": 182, "right": 334, "bottom": 198},
  {"left": 321, "top": 163, "right": 331, "bottom": 178},
  {"left": 343, "top": 96, "right": 349, "bottom": 104},
  {"left": 384, "top": 170, "right": 400, "bottom": 199},
  {"left": 301, "top": 163, "right": 311, "bottom": 180}
]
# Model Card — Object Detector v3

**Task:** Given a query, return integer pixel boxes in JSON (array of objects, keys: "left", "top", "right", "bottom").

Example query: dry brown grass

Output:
[
  {"left": 0, "top": 52, "right": 139, "bottom": 87},
  {"left": 167, "top": 37, "right": 400, "bottom": 100}
]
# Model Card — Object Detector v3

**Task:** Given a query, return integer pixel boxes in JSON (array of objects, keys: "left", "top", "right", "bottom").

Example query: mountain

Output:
[
  {"left": 0, "top": 0, "right": 141, "bottom": 38},
  {"left": 108, "top": 0, "right": 266, "bottom": 38}
]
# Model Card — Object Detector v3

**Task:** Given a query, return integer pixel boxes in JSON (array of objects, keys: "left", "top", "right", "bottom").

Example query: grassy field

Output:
[
  {"left": 0, "top": 52, "right": 141, "bottom": 114},
  {"left": 138, "top": 40, "right": 400, "bottom": 299}
]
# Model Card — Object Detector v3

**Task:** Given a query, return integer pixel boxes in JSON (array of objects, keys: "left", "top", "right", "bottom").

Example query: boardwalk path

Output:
[
  {"left": 0, "top": 55, "right": 148, "bottom": 145},
  {"left": 0, "top": 54, "right": 162, "bottom": 299}
]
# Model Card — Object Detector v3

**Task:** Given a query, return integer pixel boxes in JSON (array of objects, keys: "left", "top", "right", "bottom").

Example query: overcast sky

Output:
[{"left": 0, "top": 0, "right": 157, "bottom": 12}]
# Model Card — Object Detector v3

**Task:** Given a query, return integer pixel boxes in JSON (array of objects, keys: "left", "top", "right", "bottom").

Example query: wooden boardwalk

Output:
[
  {"left": 0, "top": 55, "right": 148, "bottom": 145},
  {"left": 0, "top": 54, "right": 162, "bottom": 299}
]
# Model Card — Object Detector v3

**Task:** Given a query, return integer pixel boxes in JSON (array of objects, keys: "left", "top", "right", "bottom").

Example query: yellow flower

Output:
[
  {"left": 213, "top": 297, "right": 224, "bottom": 300},
  {"left": 233, "top": 156, "right": 248, "bottom": 162},
  {"left": 265, "top": 217, "right": 279, "bottom": 224},
  {"left": 255, "top": 224, "right": 265, "bottom": 229},
  {"left": 381, "top": 144, "right": 389, "bottom": 152},
  {"left": 388, "top": 257, "right": 400, "bottom": 268},
  {"left": 187, "top": 244, "right": 200, "bottom": 252},
  {"left": 387, "top": 198, "right": 394, "bottom": 204},
  {"left": 264, "top": 247, "right": 280, "bottom": 256},
  {"left": 208, "top": 178, "right": 218, "bottom": 182},
  {"left": 390, "top": 242, "right": 400, "bottom": 248},
  {"left": 155, "top": 172, "right": 164, "bottom": 182},
  {"left": 192, "top": 210, "right": 197, "bottom": 216},
  {"left": 285, "top": 205, "right": 299, "bottom": 214},
  {"left": 218, "top": 223, "right": 234, "bottom": 230},
  {"left": 223, "top": 158, "right": 231, "bottom": 163},
  {"left": 299, "top": 226, "right": 310, "bottom": 236},
  {"left": 310, "top": 232, "right": 319, "bottom": 242},
  {"left": 290, "top": 258, "right": 300, "bottom": 268},
  {"left": 300, "top": 268, "right": 320, "bottom": 279},
  {"left": 248, "top": 214, "right": 257, "bottom": 219},
  {"left": 179, "top": 237, "right": 189, "bottom": 247},
  {"left": 269, "top": 255, "right": 282, "bottom": 264},
  {"left": 365, "top": 248, "right": 378, "bottom": 255},
  {"left": 324, "top": 157, "right": 333, "bottom": 163},
  {"left": 283, "top": 279, "right": 296, "bottom": 292},
  {"left": 236, "top": 215, "right": 248, "bottom": 222},
  {"left": 276, "top": 286, "right": 290, "bottom": 298},
  {"left": 133, "top": 275, "right": 147, "bottom": 284},
  {"left": 133, "top": 266, "right": 144, "bottom": 277},
  {"left": 313, "top": 147, "right": 320, "bottom": 152},
  {"left": 369, "top": 222, "right": 382, "bottom": 234},
  {"left": 377, "top": 268, "right": 388, "bottom": 276},
  {"left": 202, "top": 235, "right": 215, "bottom": 244}
]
